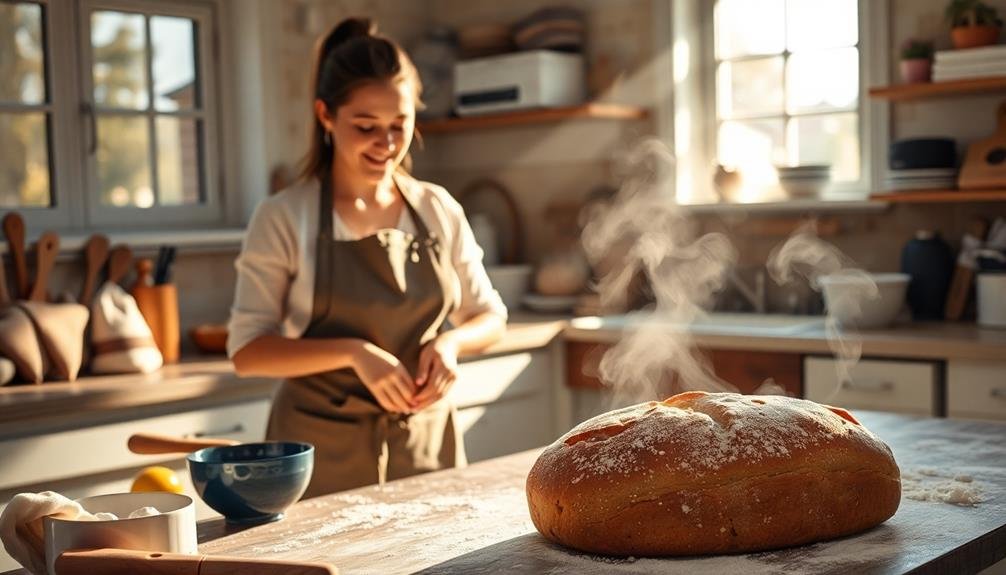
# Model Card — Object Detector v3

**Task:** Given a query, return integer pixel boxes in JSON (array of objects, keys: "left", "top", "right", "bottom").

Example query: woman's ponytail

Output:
[{"left": 298, "top": 17, "right": 422, "bottom": 184}]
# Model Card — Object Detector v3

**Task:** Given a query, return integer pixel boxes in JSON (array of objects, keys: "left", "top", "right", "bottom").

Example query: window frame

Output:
[
  {"left": 80, "top": 0, "right": 222, "bottom": 228},
  {"left": 675, "top": 0, "right": 887, "bottom": 204},
  {"left": 0, "top": 0, "right": 224, "bottom": 233}
]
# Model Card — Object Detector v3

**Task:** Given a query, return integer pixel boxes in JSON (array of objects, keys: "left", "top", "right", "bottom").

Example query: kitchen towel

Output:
[
  {"left": 89, "top": 282, "right": 163, "bottom": 374},
  {"left": 0, "top": 491, "right": 97, "bottom": 575}
]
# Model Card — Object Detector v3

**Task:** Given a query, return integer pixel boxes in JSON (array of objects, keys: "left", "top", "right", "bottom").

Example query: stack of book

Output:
[{"left": 933, "top": 45, "right": 1006, "bottom": 82}]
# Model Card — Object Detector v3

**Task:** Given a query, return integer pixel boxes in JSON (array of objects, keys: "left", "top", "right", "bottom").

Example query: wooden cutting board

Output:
[
  {"left": 5, "top": 413, "right": 1003, "bottom": 575},
  {"left": 187, "top": 412, "right": 1006, "bottom": 575},
  {"left": 959, "top": 100, "right": 1006, "bottom": 189}
]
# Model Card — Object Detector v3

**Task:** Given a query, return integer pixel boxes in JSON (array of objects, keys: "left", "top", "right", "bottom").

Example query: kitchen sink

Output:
[{"left": 569, "top": 312, "right": 827, "bottom": 336}]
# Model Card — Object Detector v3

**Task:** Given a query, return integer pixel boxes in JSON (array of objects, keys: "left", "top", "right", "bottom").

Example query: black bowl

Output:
[{"left": 187, "top": 441, "right": 313, "bottom": 524}]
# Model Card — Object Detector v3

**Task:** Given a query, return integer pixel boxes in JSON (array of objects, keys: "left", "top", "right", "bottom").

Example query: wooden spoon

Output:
[
  {"left": 29, "top": 231, "right": 59, "bottom": 302},
  {"left": 2, "top": 213, "right": 29, "bottom": 299},
  {"left": 55, "top": 548, "right": 338, "bottom": 575},
  {"left": 106, "top": 244, "right": 133, "bottom": 286},
  {"left": 127, "top": 432, "right": 240, "bottom": 455},
  {"left": 0, "top": 246, "right": 10, "bottom": 306},
  {"left": 79, "top": 234, "right": 110, "bottom": 304}
]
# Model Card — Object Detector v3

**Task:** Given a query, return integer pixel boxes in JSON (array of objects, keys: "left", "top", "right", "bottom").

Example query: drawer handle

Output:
[
  {"left": 991, "top": 388, "right": 1006, "bottom": 399},
  {"left": 187, "top": 424, "right": 245, "bottom": 439},
  {"left": 841, "top": 380, "right": 894, "bottom": 393}
]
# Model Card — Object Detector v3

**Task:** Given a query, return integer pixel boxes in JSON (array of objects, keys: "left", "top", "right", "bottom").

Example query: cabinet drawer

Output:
[
  {"left": 0, "top": 398, "right": 270, "bottom": 491},
  {"left": 457, "top": 394, "right": 551, "bottom": 463},
  {"left": 451, "top": 350, "right": 550, "bottom": 409},
  {"left": 948, "top": 360, "right": 1006, "bottom": 421},
  {"left": 804, "top": 357, "right": 939, "bottom": 416}
]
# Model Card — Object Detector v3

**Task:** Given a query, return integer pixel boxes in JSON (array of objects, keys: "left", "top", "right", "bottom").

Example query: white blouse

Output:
[{"left": 227, "top": 172, "right": 508, "bottom": 358}]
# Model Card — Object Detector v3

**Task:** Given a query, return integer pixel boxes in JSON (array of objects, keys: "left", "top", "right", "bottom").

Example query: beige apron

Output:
[{"left": 266, "top": 173, "right": 466, "bottom": 499}]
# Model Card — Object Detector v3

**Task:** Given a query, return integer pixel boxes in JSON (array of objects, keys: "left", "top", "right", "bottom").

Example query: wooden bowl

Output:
[{"left": 190, "top": 324, "right": 228, "bottom": 354}]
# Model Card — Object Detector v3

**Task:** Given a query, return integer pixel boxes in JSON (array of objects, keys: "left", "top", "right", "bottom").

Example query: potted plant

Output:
[
  {"left": 945, "top": 0, "right": 1003, "bottom": 49},
  {"left": 900, "top": 39, "right": 934, "bottom": 83}
]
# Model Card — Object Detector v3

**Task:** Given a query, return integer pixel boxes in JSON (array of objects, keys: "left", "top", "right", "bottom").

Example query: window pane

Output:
[
  {"left": 717, "top": 58, "right": 784, "bottom": 119},
  {"left": 0, "top": 2, "right": 45, "bottom": 104},
  {"left": 715, "top": 0, "right": 785, "bottom": 59},
  {"left": 152, "top": 16, "right": 197, "bottom": 111},
  {"left": 787, "top": 0, "right": 858, "bottom": 52},
  {"left": 96, "top": 115, "right": 152, "bottom": 207},
  {"left": 718, "top": 119, "right": 786, "bottom": 170},
  {"left": 91, "top": 11, "right": 147, "bottom": 110},
  {"left": 786, "top": 113, "right": 860, "bottom": 181},
  {"left": 787, "top": 48, "right": 859, "bottom": 114},
  {"left": 0, "top": 112, "right": 50, "bottom": 207},
  {"left": 157, "top": 117, "right": 202, "bottom": 205}
]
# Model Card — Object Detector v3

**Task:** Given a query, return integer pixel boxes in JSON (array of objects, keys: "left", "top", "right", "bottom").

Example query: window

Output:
[
  {"left": 0, "top": 2, "right": 50, "bottom": 208},
  {"left": 694, "top": 0, "right": 868, "bottom": 203},
  {"left": 0, "top": 0, "right": 220, "bottom": 230}
]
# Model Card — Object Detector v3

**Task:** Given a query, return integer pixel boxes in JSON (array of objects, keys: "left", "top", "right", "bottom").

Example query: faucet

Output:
[{"left": 726, "top": 268, "right": 766, "bottom": 314}]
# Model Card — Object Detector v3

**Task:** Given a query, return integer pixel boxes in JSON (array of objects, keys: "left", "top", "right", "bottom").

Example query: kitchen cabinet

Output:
[
  {"left": 565, "top": 342, "right": 802, "bottom": 395},
  {"left": 804, "top": 357, "right": 941, "bottom": 416},
  {"left": 452, "top": 345, "right": 560, "bottom": 462},
  {"left": 565, "top": 341, "right": 802, "bottom": 424},
  {"left": 947, "top": 359, "right": 1006, "bottom": 421},
  {"left": 0, "top": 398, "right": 269, "bottom": 572}
]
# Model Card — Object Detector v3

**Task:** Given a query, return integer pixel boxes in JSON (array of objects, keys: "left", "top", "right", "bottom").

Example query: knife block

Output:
[{"left": 131, "top": 261, "right": 180, "bottom": 364}]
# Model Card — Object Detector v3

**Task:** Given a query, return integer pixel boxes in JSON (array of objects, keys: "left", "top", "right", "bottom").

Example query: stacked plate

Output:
[
  {"left": 883, "top": 168, "right": 957, "bottom": 191},
  {"left": 776, "top": 165, "right": 832, "bottom": 198}
]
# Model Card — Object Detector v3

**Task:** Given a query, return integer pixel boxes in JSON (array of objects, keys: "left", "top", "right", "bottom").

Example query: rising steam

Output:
[
  {"left": 767, "top": 222, "right": 878, "bottom": 392},
  {"left": 581, "top": 140, "right": 738, "bottom": 404}
]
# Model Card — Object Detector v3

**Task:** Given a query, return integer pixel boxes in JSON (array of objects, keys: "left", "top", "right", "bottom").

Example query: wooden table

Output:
[{"left": 5, "top": 412, "right": 1005, "bottom": 574}]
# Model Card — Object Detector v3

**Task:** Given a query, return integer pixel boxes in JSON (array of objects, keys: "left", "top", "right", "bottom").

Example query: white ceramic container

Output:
[
  {"left": 44, "top": 492, "right": 197, "bottom": 575},
  {"left": 818, "top": 272, "right": 910, "bottom": 329},
  {"left": 977, "top": 273, "right": 1006, "bottom": 328}
]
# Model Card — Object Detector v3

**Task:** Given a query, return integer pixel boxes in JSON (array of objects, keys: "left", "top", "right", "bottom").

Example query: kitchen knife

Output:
[{"left": 55, "top": 548, "right": 338, "bottom": 574}]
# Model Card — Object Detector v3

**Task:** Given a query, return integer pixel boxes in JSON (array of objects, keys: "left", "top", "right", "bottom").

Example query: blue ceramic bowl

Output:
[{"left": 187, "top": 441, "right": 314, "bottom": 524}]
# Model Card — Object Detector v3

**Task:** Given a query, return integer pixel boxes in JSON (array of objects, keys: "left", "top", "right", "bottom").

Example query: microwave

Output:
[{"left": 453, "top": 50, "right": 585, "bottom": 116}]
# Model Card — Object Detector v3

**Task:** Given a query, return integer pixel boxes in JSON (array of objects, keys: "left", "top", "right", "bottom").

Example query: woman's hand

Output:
[
  {"left": 412, "top": 334, "right": 460, "bottom": 411},
  {"left": 351, "top": 341, "right": 416, "bottom": 413}
]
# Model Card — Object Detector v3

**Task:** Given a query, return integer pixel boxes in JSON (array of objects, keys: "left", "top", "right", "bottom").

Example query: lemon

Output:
[{"left": 131, "top": 466, "right": 184, "bottom": 494}]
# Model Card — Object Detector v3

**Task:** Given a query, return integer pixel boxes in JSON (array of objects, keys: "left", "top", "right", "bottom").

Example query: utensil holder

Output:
[{"left": 131, "top": 283, "right": 180, "bottom": 364}]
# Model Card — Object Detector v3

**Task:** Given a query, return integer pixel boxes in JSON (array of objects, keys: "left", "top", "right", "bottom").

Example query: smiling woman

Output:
[{"left": 228, "top": 17, "right": 508, "bottom": 499}]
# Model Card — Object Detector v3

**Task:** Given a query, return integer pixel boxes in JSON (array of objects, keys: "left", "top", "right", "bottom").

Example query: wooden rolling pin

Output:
[
  {"left": 56, "top": 548, "right": 337, "bottom": 574},
  {"left": 128, "top": 433, "right": 240, "bottom": 455}
]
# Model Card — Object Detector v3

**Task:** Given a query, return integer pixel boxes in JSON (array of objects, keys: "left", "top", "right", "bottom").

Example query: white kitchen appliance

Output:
[{"left": 453, "top": 50, "right": 585, "bottom": 116}]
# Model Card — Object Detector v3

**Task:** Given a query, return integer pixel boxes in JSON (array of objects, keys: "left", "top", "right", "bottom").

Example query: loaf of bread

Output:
[{"left": 526, "top": 391, "right": 901, "bottom": 556}]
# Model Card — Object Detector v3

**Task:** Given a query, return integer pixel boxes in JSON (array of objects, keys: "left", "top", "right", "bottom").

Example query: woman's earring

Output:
[{"left": 324, "top": 131, "right": 332, "bottom": 147}]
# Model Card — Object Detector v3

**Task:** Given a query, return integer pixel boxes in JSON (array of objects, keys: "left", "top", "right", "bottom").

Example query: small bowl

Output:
[
  {"left": 44, "top": 492, "right": 197, "bottom": 575},
  {"left": 486, "top": 264, "right": 533, "bottom": 311},
  {"left": 190, "top": 324, "right": 228, "bottom": 354},
  {"left": 818, "top": 272, "right": 909, "bottom": 329},
  {"left": 187, "top": 441, "right": 314, "bottom": 525}
]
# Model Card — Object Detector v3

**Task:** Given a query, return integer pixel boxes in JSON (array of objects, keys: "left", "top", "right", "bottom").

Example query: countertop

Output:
[
  {"left": 0, "top": 317, "right": 565, "bottom": 439},
  {"left": 6, "top": 411, "right": 995, "bottom": 575},
  {"left": 561, "top": 314, "right": 1006, "bottom": 362},
  {"left": 2, "top": 313, "right": 1003, "bottom": 438}
]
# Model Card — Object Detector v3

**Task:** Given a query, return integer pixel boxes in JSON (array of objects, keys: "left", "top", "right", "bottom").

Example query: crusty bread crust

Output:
[{"left": 526, "top": 391, "right": 901, "bottom": 556}]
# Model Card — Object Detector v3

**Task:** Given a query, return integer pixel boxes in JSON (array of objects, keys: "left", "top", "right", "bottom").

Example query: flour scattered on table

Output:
[
  {"left": 250, "top": 487, "right": 526, "bottom": 555},
  {"left": 902, "top": 468, "right": 985, "bottom": 506}
]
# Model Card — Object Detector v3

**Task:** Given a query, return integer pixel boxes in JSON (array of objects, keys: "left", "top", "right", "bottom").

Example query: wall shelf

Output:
[
  {"left": 416, "top": 103, "right": 649, "bottom": 134},
  {"left": 868, "top": 76, "right": 1006, "bottom": 101},
  {"left": 869, "top": 189, "right": 1006, "bottom": 203}
]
